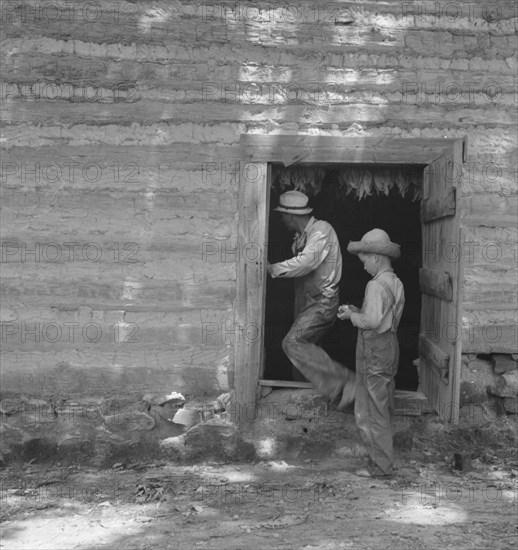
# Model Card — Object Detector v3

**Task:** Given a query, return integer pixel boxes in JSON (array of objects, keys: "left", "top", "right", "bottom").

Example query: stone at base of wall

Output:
[
  {"left": 1, "top": 382, "right": 517, "bottom": 467},
  {"left": 503, "top": 397, "right": 518, "bottom": 413},
  {"left": 0, "top": 391, "right": 243, "bottom": 466},
  {"left": 461, "top": 354, "right": 518, "bottom": 412}
]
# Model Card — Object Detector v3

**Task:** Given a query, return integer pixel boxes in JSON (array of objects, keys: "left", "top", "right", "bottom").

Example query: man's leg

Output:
[{"left": 282, "top": 302, "right": 354, "bottom": 400}]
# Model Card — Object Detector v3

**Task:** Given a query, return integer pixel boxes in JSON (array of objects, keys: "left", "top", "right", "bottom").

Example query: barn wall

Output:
[{"left": 1, "top": 1, "right": 516, "bottom": 405}]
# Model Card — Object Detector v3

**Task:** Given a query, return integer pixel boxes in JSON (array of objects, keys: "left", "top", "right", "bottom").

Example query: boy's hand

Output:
[{"left": 337, "top": 305, "right": 352, "bottom": 320}]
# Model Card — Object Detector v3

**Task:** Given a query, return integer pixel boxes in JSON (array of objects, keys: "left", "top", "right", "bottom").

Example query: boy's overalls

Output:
[{"left": 354, "top": 276, "right": 401, "bottom": 476}]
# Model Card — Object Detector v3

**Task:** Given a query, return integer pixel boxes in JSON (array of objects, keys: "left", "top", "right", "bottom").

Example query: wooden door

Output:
[{"left": 419, "top": 146, "right": 464, "bottom": 422}]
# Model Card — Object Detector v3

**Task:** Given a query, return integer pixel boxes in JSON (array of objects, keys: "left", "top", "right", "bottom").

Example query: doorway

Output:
[
  {"left": 264, "top": 164, "right": 423, "bottom": 391},
  {"left": 234, "top": 135, "right": 466, "bottom": 423}
]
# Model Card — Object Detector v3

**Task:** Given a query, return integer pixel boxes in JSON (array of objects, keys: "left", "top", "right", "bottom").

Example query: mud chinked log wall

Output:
[{"left": 0, "top": 0, "right": 517, "bottom": 434}]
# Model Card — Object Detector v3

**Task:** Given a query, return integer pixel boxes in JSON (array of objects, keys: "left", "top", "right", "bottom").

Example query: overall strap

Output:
[{"left": 375, "top": 277, "right": 398, "bottom": 332}]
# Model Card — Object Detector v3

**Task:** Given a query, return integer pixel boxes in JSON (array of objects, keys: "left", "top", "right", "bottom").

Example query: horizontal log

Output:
[
  {"left": 3, "top": 8, "right": 516, "bottom": 57},
  {"left": 0, "top": 351, "right": 229, "bottom": 396},
  {"left": 461, "top": 226, "right": 518, "bottom": 268},
  {"left": 463, "top": 288, "right": 518, "bottom": 308},
  {"left": 0, "top": 145, "right": 241, "bottom": 174},
  {"left": 0, "top": 121, "right": 242, "bottom": 148},
  {"left": 2, "top": 0, "right": 515, "bottom": 33},
  {"left": 0, "top": 238, "right": 254, "bottom": 272},
  {"left": 419, "top": 268, "right": 453, "bottom": 301},
  {"left": 3, "top": 101, "right": 516, "bottom": 128},
  {"left": 0, "top": 190, "right": 236, "bottom": 225},
  {"left": 462, "top": 323, "right": 518, "bottom": 354},
  {"left": 0, "top": 199, "right": 237, "bottom": 239},
  {"left": 463, "top": 194, "right": 518, "bottom": 220},
  {"left": 463, "top": 303, "right": 518, "bottom": 311},
  {"left": 0, "top": 190, "right": 237, "bottom": 209},
  {"left": 421, "top": 187, "right": 456, "bottom": 222},
  {"left": 0, "top": 278, "right": 235, "bottom": 310},
  {"left": 463, "top": 262, "right": 518, "bottom": 308},
  {"left": 461, "top": 194, "right": 518, "bottom": 226},
  {"left": 419, "top": 334, "right": 450, "bottom": 382},
  {"left": 3, "top": 49, "right": 518, "bottom": 90},
  {"left": 462, "top": 216, "right": 518, "bottom": 228}
]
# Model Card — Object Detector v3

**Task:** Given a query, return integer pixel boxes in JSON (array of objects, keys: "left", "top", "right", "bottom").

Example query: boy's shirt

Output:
[{"left": 350, "top": 268, "right": 405, "bottom": 333}]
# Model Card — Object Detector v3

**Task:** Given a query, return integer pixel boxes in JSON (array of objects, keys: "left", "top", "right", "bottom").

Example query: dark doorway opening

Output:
[{"left": 264, "top": 164, "right": 422, "bottom": 391}]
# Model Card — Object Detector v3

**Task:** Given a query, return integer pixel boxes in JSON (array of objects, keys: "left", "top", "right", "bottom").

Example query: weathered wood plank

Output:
[
  {"left": 3, "top": 101, "right": 517, "bottom": 127},
  {"left": 0, "top": 278, "right": 235, "bottom": 310},
  {"left": 463, "top": 194, "right": 518, "bottom": 222},
  {"left": 241, "top": 135, "right": 465, "bottom": 165},
  {"left": 421, "top": 188, "right": 456, "bottom": 221},
  {"left": 4, "top": 10, "right": 517, "bottom": 56},
  {"left": 258, "top": 380, "right": 313, "bottom": 389},
  {"left": 462, "top": 217, "right": 518, "bottom": 228},
  {"left": 0, "top": 350, "right": 229, "bottom": 396},
  {"left": 3, "top": 55, "right": 518, "bottom": 94},
  {"left": 462, "top": 324, "right": 518, "bottom": 354},
  {"left": 463, "top": 285, "right": 518, "bottom": 308},
  {"left": 0, "top": 146, "right": 241, "bottom": 180},
  {"left": 419, "top": 334, "right": 450, "bottom": 382},
  {"left": 464, "top": 303, "right": 518, "bottom": 311},
  {"left": 0, "top": 317, "right": 235, "bottom": 351},
  {"left": 234, "top": 163, "right": 269, "bottom": 421},
  {"left": 419, "top": 268, "right": 453, "bottom": 301},
  {"left": 419, "top": 145, "right": 462, "bottom": 422}
]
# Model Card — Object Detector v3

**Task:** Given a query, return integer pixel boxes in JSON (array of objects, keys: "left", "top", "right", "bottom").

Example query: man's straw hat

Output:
[{"left": 274, "top": 191, "right": 313, "bottom": 215}]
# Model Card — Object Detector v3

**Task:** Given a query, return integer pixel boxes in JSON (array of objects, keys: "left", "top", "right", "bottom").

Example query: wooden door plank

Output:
[
  {"left": 419, "top": 268, "right": 453, "bottom": 301},
  {"left": 234, "top": 162, "right": 269, "bottom": 423},
  {"left": 419, "top": 334, "right": 450, "bottom": 382},
  {"left": 421, "top": 187, "right": 456, "bottom": 221}
]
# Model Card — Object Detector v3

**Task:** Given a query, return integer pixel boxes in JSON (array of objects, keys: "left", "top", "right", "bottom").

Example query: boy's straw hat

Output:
[
  {"left": 347, "top": 229, "right": 401, "bottom": 259},
  {"left": 274, "top": 191, "right": 313, "bottom": 215}
]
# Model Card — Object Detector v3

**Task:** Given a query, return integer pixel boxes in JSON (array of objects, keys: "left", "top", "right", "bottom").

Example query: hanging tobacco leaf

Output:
[{"left": 274, "top": 165, "right": 326, "bottom": 196}]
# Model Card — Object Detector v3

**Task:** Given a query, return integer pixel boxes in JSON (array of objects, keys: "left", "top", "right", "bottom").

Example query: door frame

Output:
[{"left": 235, "top": 134, "right": 467, "bottom": 425}]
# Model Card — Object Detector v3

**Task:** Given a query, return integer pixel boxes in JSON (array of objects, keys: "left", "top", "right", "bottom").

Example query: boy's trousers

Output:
[{"left": 355, "top": 329, "right": 399, "bottom": 475}]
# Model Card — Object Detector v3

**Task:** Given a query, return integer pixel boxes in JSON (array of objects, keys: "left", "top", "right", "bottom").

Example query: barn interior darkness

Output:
[{"left": 264, "top": 163, "right": 423, "bottom": 391}]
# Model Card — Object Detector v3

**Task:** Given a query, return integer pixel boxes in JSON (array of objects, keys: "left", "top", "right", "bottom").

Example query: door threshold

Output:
[
  {"left": 259, "top": 380, "right": 434, "bottom": 415},
  {"left": 260, "top": 379, "right": 427, "bottom": 398},
  {"left": 258, "top": 379, "right": 313, "bottom": 389}
]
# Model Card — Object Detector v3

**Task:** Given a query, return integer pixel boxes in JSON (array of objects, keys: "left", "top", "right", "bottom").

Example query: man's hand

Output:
[{"left": 266, "top": 261, "right": 273, "bottom": 276}]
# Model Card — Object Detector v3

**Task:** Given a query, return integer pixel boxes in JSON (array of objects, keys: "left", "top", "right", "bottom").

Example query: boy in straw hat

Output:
[
  {"left": 337, "top": 229, "right": 405, "bottom": 478},
  {"left": 267, "top": 190, "right": 356, "bottom": 408}
]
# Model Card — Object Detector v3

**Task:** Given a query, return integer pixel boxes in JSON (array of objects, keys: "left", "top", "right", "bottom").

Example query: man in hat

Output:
[
  {"left": 337, "top": 228, "right": 405, "bottom": 478},
  {"left": 267, "top": 190, "right": 355, "bottom": 408}
]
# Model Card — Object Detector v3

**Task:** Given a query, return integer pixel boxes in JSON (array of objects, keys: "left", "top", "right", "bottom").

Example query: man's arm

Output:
[{"left": 269, "top": 228, "right": 331, "bottom": 278}]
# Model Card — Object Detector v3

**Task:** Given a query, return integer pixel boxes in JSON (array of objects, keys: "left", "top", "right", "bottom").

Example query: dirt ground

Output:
[{"left": 1, "top": 417, "right": 517, "bottom": 550}]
